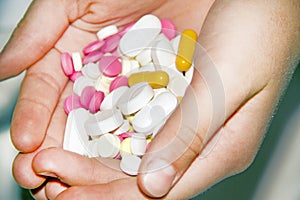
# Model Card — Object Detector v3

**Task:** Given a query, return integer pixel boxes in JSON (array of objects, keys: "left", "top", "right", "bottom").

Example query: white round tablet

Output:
[
  {"left": 117, "top": 82, "right": 154, "bottom": 115},
  {"left": 84, "top": 108, "right": 124, "bottom": 136},
  {"left": 130, "top": 133, "right": 146, "bottom": 156},
  {"left": 96, "top": 133, "right": 120, "bottom": 158},
  {"left": 120, "top": 155, "right": 141, "bottom": 176}
]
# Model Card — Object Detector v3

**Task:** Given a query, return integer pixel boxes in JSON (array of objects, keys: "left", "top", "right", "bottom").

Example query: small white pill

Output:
[
  {"left": 120, "top": 155, "right": 141, "bottom": 176},
  {"left": 130, "top": 133, "right": 146, "bottom": 156},
  {"left": 72, "top": 52, "right": 83, "bottom": 72},
  {"left": 113, "top": 120, "right": 131, "bottom": 135},
  {"left": 152, "top": 38, "right": 176, "bottom": 68},
  {"left": 96, "top": 133, "right": 120, "bottom": 158},
  {"left": 117, "top": 82, "right": 154, "bottom": 115},
  {"left": 136, "top": 48, "right": 152, "bottom": 66},
  {"left": 85, "top": 108, "right": 124, "bottom": 136},
  {"left": 132, "top": 92, "right": 177, "bottom": 133},
  {"left": 100, "top": 86, "right": 129, "bottom": 110},
  {"left": 167, "top": 73, "right": 189, "bottom": 97},
  {"left": 97, "top": 25, "right": 118, "bottom": 40},
  {"left": 82, "top": 62, "right": 101, "bottom": 80},
  {"left": 73, "top": 76, "right": 94, "bottom": 96},
  {"left": 119, "top": 14, "right": 162, "bottom": 57}
]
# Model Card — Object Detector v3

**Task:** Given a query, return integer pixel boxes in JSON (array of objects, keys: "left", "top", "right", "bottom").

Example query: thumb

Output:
[
  {"left": 0, "top": 0, "right": 78, "bottom": 80},
  {"left": 137, "top": 62, "right": 227, "bottom": 197}
]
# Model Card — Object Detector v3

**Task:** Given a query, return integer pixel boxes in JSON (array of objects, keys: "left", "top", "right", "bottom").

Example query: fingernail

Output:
[
  {"left": 142, "top": 159, "right": 177, "bottom": 197},
  {"left": 37, "top": 172, "right": 57, "bottom": 178}
]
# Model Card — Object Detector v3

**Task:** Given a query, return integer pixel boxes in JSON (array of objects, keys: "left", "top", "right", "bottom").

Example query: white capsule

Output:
[
  {"left": 120, "top": 155, "right": 141, "bottom": 176},
  {"left": 72, "top": 52, "right": 83, "bottom": 72},
  {"left": 119, "top": 14, "right": 161, "bottom": 57},
  {"left": 167, "top": 73, "right": 189, "bottom": 97},
  {"left": 97, "top": 25, "right": 118, "bottom": 40}
]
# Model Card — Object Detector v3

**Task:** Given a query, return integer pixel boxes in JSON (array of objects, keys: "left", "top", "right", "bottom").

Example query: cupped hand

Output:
[
  {"left": 1, "top": 0, "right": 299, "bottom": 199},
  {"left": 0, "top": 0, "right": 211, "bottom": 194},
  {"left": 36, "top": 0, "right": 299, "bottom": 199}
]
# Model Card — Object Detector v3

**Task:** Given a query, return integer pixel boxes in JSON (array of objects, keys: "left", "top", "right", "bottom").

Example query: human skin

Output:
[{"left": 0, "top": 0, "right": 299, "bottom": 199}]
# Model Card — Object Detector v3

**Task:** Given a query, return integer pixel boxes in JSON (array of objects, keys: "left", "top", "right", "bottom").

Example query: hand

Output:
[
  {"left": 0, "top": 0, "right": 212, "bottom": 196},
  {"left": 1, "top": 1, "right": 299, "bottom": 196}
]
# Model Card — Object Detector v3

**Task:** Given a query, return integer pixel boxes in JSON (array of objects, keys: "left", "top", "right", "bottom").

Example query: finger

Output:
[
  {"left": 13, "top": 85, "right": 69, "bottom": 188},
  {"left": 0, "top": 0, "right": 78, "bottom": 80},
  {"left": 32, "top": 148, "right": 128, "bottom": 186},
  {"left": 10, "top": 49, "right": 67, "bottom": 152},
  {"left": 45, "top": 179, "right": 68, "bottom": 200},
  {"left": 137, "top": 1, "right": 273, "bottom": 197},
  {"left": 55, "top": 178, "right": 149, "bottom": 200},
  {"left": 30, "top": 182, "right": 48, "bottom": 200}
]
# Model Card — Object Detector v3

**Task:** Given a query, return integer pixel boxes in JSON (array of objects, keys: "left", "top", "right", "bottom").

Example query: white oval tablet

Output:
[
  {"left": 85, "top": 108, "right": 124, "bottom": 136},
  {"left": 130, "top": 133, "right": 146, "bottom": 156},
  {"left": 113, "top": 120, "right": 131, "bottom": 135},
  {"left": 120, "top": 155, "right": 141, "bottom": 176},
  {"left": 97, "top": 25, "right": 118, "bottom": 40},
  {"left": 100, "top": 86, "right": 129, "bottom": 110},
  {"left": 96, "top": 133, "right": 120, "bottom": 158},
  {"left": 72, "top": 52, "right": 83, "bottom": 72},
  {"left": 119, "top": 14, "right": 162, "bottom": 57},
  {"left": 117, "top": 82, "right": 154, "bottom": 115},
  {"left": 132, "top": 92, "right": 177, "bottom": 133},
  {"left": 73, "top": 76, "right": 95, "bottom": 96}
]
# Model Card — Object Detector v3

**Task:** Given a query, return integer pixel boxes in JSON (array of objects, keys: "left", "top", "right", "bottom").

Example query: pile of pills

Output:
[{"left": 61, "top": 14, "right": 197, "bottom": 175}]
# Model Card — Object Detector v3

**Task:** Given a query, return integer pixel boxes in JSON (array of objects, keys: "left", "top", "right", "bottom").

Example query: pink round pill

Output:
[
  {"left": 101, "top": 34, "right": 121, "bottom": 53},
  {"left": 98, "top": 56, "right": 122, "bottom": 78},
  {"left": 69, "top": 71, "right": 83, "bottom": 82},
  {"left": 83, "top": 40, "right": 105, "bottom": 56},
  {"left": 88, "top": 91, "right": 105, "bottom": 113},
  {"left": 64, "top": 94, "right": 82, "bottom": 114},
  {"left": 61, "top": 52, "right": 74, "bottom": 76},
  {"left": 160, "top": 19, "right": 177, "bottom": 40},
  {"left": 80, "top": 86, "right": 96, "bottom": 109},
  {"left": 82, "top": 51, "right": 104, "bottom": 65},
  {"left": 109, "top": 76, "right": 128, "bottom": 92},
  {"left": 118, "top": 22, "right": 135, "bottom": 36}
]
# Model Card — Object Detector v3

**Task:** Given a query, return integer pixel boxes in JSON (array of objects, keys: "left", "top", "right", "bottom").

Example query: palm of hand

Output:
[{"left": 3, "top": 0, "right": 296, "bottom": 199}]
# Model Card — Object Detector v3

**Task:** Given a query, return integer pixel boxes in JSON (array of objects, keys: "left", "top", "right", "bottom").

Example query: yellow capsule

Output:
[
  {"left": 176, "top": 29, "right": 198, "bottom": 73},
  {"left": 128, "top": 70, "right": 169, "bottom": 89}
]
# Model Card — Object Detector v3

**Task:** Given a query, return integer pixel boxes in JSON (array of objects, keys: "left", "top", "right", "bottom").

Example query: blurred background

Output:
[{"left": 0, "top": 1, "right": 299, "bottom": 199}]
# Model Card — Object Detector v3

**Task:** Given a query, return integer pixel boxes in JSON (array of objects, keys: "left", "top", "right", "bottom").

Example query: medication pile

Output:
[{"left": 61, "top": 14, "right": 197, "bottom": 175}]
